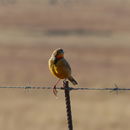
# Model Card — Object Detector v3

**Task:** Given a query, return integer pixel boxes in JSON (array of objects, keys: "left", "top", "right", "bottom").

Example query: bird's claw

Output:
[{"left": 53, "top": 85, "right": 58, "bottom": 96}]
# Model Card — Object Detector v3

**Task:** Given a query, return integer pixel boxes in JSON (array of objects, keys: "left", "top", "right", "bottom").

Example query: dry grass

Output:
[{"left": 0, "top": 0, "right": 130, "bottom": 130}]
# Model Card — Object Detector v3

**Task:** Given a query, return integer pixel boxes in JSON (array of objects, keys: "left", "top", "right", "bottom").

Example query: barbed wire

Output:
[
  {"left": 0, "top": 84, "right": 130, "bottom": 91},
  {"left": 0, "top": 82, "right": 129, "bottom": 130}
]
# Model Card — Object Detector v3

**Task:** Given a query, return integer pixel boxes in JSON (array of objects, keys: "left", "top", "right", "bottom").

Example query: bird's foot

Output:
[{"left": 53, "top": 85, "right": 58, "bottom": 96}]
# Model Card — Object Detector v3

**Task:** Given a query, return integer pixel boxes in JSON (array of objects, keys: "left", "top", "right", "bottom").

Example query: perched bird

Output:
[{"left": 48, "top": 48, "right": 78, "bottom": 95}]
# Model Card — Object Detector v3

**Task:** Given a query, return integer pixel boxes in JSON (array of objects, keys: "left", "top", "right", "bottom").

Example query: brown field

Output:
[{"left": 0, "top": 0, "right": 130, "bottom": 130}]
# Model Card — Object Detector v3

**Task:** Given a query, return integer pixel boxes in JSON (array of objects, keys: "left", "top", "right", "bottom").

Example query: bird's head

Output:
[{"left": 52, "top": 48, "right": 64, "bottom": 59}]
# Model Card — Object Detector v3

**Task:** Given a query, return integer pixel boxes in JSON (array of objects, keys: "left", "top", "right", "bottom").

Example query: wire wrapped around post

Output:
[{"left": 63, "top": 81, "right": 73, "bottom": 130}]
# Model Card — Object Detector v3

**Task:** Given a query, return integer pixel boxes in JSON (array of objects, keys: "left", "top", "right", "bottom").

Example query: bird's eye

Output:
[
  {"left": 56, "top": 49, "right": 64, "bottom": 55},
  {"left": 60, "top": 49, "right": 64, "bottom": 53}
]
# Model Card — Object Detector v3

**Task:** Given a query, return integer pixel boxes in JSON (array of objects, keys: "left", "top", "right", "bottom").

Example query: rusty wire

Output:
[
  {"left": 0, "top": 85, "right": 129, "bottom": 92},
  {"left": 0, "top": 83, "right": 130, "bottom": 130}
]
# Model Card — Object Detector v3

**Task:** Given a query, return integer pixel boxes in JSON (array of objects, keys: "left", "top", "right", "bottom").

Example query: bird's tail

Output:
[{"left": 68, "top": 76, "right": 78, "bottom": 85}]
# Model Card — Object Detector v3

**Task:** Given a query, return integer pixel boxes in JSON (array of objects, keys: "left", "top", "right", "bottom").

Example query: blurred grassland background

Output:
[{"left": 0, "top": 0, "right": 130, "bottom": 130}]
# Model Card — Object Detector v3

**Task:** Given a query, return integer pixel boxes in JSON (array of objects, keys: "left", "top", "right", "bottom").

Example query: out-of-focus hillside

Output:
[
  {"left": 0, "top": 0, "right": 130, "bottom": 31},
  {"left": 0, "top": 0, "right": 130, "bottom": 48},
  {"left": 0, "top": 1, "right": 130, "bottom": 130}
]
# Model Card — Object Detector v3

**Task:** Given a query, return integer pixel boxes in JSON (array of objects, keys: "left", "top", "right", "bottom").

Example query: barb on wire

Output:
[{"left": 0, "top": 84, "right": 129, "bottom": 92}]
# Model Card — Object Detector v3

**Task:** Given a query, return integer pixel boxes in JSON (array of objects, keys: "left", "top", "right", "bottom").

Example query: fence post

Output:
[{"left": 63, "top": 81, "right": 73, "bottom": 130}]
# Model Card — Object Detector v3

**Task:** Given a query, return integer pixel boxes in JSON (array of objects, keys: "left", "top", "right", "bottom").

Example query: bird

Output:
[{"left": 48, "top": 48, "right": 78, "bottom": 96}]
